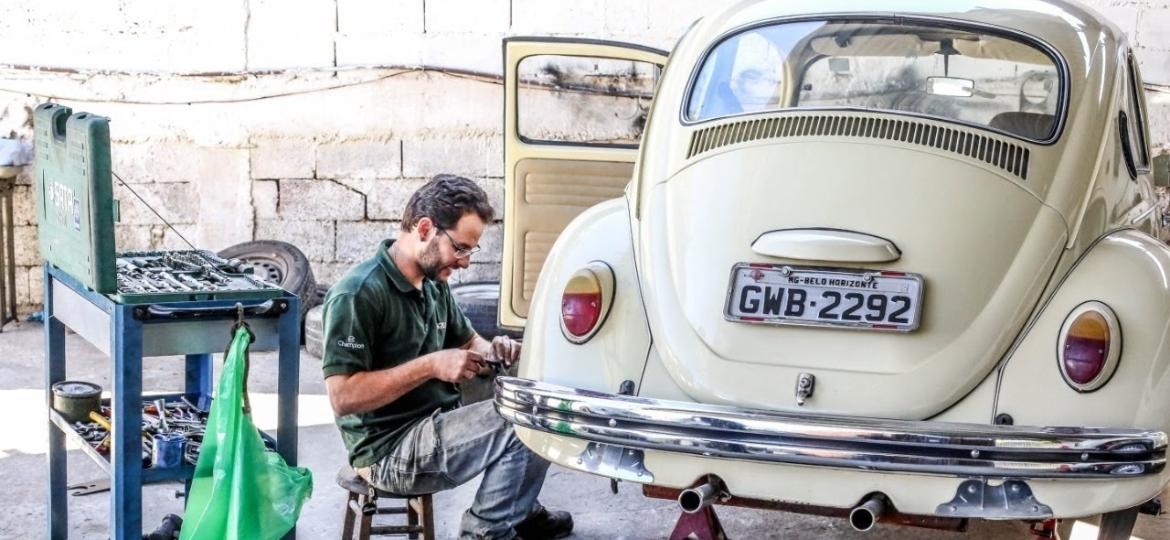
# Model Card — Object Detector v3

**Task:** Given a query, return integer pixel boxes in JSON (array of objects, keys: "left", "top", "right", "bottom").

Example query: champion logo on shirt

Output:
[
  {"left": 337, "top": 335, "right": 366, "bottom": 350},
  {"left": 436, "top": 322, "right": 447, "bottom": 330}
]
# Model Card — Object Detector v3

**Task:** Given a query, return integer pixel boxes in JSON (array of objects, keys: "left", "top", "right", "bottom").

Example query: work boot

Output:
[{"left": 514, "top": 504, "right": 573, "bottom": 539}]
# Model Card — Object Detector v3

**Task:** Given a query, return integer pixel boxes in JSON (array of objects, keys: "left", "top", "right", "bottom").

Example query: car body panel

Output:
[
  {"left": 516, "top": 197, "right": 653, "bottom": 394},
  {"left": 997, "top": 231, "right": 1170, "bottom": 429},
  {"left": 637, "top": 136, "right": 1068, "bottom": 418},
  {"left": 497, "top": 0, "right": 1168, "bottom": 523}
]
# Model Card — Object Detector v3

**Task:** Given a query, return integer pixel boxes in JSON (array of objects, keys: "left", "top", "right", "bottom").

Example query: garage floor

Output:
[{"left": 3, "top": 320, "right": 1167, "bottom": 539}]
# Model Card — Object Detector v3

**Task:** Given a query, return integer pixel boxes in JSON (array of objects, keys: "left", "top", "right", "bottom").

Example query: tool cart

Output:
[{"left": 36, "top": 103, "right": 302, "bottom": 540}]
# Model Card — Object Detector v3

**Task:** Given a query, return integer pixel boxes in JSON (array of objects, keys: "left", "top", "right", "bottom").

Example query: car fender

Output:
[
  {"left": 516, "top": 196, "right": 652, "bottom": 394},
  {"left": 996, "top": 229, "right": 1170, "bottom": 433}
]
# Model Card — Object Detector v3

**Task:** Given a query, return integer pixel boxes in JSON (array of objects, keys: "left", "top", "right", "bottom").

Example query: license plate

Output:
[{"left": 724, "top": 263, "right": 924, "bottom": 332}]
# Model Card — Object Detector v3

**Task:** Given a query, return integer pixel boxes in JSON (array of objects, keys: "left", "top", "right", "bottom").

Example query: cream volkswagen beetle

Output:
[{"left": 493, "top": 0, "right": 1166, "bottom": 537}]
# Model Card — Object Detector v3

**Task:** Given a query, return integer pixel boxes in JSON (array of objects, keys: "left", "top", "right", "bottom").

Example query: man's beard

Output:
[{"left": 418, "top": 239, "right": 445, "bottom": 281}]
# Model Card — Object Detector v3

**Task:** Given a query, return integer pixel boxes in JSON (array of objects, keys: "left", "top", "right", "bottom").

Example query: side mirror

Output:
[{"left": 1153, "top": 153, "right": 1169, "bottom": 189}]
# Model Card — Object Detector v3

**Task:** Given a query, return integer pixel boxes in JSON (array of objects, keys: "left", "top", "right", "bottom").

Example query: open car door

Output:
[{"left": 500, "top": 38, "right": 668, "bottom": 329}]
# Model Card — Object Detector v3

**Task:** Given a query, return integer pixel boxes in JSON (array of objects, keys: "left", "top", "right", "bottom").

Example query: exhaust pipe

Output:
[
  {"left": 849, "top": 494, "right": 888, "bottom": 532},
  {"left": 678, "top": 480, "right": 724, "bottom": 514}
]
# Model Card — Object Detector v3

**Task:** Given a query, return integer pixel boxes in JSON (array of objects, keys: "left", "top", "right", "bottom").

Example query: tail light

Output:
[
  {"left": 560, "top": 262, "right": 615, "bottom": 344},
  {"left": 1057, "top": 301, "right": 1121, "bottom": 392}
]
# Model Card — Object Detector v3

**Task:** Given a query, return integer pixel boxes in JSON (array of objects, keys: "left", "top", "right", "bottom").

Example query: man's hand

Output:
[
  {"left": 490, "top": 335, "right": 522, "bottom": 367},
  {"left": 429, "top": 349, "right": 486, "bottom": 383}
]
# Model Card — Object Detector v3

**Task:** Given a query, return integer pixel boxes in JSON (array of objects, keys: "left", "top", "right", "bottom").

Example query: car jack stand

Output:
[
  {"left": 669, "top": 507, "right": 729, "bottom": 540},
  {"left": 1028, "top": 519, "right": 1059, "bottom": 539}
]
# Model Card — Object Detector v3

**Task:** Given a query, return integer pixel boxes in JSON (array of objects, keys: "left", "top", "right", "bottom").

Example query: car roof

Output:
[{"left": 703, "top": 0, "right": 1124, "bottom": 66}]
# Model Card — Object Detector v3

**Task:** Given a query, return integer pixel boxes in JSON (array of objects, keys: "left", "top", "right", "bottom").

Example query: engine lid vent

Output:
[{"left": 687, "top": 114, "right": 1031, "bottom": 180}]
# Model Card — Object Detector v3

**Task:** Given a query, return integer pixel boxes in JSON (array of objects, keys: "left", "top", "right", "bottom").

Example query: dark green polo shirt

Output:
[{"left": 321, "top": 238, "right": 476, "bottom": 467}]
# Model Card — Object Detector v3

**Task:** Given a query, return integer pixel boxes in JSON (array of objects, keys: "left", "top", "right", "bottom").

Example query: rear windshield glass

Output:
[{"left": 685, "top": 20, "right": 1063, "bottom": 141}]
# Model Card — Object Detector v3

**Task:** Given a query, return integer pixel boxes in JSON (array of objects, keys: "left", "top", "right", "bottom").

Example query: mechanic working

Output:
[{"left": 322, "top": 174, "right": 573, "bottom": 540}]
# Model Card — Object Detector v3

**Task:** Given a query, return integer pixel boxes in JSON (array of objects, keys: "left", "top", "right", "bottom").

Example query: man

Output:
[{"left": 322, "top": 174, "right": 573, "bottom": 540}]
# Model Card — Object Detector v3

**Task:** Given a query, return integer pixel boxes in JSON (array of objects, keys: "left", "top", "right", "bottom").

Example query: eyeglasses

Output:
[{"left": 440, "top": 229, "right": 480, "bottom": 258}]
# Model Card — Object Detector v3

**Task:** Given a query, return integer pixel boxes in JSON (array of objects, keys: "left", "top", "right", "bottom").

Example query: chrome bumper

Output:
[{"left": 493, "top": 377, "right": 1167, "bottom": 479}]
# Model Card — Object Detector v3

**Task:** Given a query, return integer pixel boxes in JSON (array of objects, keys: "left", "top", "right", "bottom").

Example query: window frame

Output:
[
  {"left": 1119, "top": 50, "right": 1151, "bottom": 179},
  {"left": 679, "top": 15, "right": 1071, "bottom": 146},
  {"left": 514, "top": 52, "right": 664, "bottom": 150}
]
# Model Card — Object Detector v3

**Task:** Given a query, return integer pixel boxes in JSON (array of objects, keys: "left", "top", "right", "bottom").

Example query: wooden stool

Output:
[{"left": 337, "top": 465, "right": 435, "bottom": 540}]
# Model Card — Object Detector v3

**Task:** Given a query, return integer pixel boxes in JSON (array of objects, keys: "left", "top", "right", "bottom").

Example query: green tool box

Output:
[
  {"left": 34, "top": 103, "right": 116, "bottom": 293},
  {"left": 33, "top": 103, "right": 285, "bottom": 304}
]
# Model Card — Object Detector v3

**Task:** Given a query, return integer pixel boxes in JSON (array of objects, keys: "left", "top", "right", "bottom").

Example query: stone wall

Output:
[{"left": 0, "top": 0, "right": 1167, "bottom": 314}]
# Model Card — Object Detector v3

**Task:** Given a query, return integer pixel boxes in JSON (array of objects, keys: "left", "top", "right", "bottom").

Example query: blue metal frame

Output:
[{"left": 44, "top": 265, "right": 301, "bottom": 540}]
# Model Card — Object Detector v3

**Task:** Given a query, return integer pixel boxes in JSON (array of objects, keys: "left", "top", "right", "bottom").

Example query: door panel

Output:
[
  {"left": 501, "top": 38, "right": 668, "bottom": 329},
  {"left": 511, "top": 158, "right": 633, "bottom": 313}
]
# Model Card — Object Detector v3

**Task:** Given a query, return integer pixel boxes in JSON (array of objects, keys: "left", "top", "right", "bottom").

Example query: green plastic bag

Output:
[{"left": 180, "top": 326, "right": 312, "bottom": 540}]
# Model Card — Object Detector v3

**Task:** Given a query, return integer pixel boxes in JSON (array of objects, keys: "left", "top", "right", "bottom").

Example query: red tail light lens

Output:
[
  {"left": 562, "top": 281, "right": 601, "bottom": 338},
  {"left": 560, "top": 262, "right": 614, "bottom": 344},
  {"left": 1058, "top": 302, "right": 1120, "bottom": 392}
]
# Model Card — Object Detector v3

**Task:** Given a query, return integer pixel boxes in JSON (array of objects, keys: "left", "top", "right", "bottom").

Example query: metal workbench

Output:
[{"left": 44, "top": 265, "right": 301, "bottom": 539}]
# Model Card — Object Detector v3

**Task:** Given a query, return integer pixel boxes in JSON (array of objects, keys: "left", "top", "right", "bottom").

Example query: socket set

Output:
[{"left": 113, "top": 250, "right": 285, "bottom": 304}]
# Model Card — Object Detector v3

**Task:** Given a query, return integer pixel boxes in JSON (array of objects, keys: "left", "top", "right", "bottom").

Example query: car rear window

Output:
[{"left": 685, "top": 19, "right": 1064, "bottom": 142}]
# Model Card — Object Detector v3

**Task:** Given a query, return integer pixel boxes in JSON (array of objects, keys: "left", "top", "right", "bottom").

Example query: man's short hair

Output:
[{"left": 401, "top": 174, "right": 495, "bottom": 232}]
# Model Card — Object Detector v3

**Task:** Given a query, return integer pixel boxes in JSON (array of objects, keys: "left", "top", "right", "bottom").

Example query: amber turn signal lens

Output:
[
  {"left": 1058, "top": 302, "right": 1120, "bottom": 392},
  {"left": 1062, "top": 311, "right": 1109, "bottom": 384}
]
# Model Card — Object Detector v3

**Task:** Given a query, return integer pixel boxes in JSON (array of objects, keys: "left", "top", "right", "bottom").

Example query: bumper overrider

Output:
[{"left": 493, "top": 377, "right": 1167, "bottom": 480}]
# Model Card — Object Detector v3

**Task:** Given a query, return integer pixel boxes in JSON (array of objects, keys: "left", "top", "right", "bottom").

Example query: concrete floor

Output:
[{"left": 2, "top": 320, "right": 1168, "bottom": 539}]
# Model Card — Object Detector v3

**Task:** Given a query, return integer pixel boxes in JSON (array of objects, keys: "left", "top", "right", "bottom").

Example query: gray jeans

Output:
[{"left": 360, "top": 400, "right": 550, "bottom": 540}]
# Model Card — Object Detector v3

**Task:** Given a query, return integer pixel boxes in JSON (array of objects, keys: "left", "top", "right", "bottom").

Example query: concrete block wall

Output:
[{"left": 0, "top": 0, "right": 1168, "bottom": 314}]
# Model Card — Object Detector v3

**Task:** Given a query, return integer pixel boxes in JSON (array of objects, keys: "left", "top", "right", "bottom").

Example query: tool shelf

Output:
[
  {"left": 45, "top": 266, "right": 301, "bottom": 540},
  {"left": 47, "top": 394, "right": 197, "bottom": 482}
]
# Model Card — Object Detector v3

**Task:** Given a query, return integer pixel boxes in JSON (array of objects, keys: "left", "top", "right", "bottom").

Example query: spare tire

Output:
[
  {"left": 303, "top": 284, "right": 331, "bottom": 359},
  {"left": 218, "top": 240, "right": 317, "bottom": 321},
  {"left": 310, "top": 283, "right": 330, "bottom": 309},
  {"left": 450, "top": 281, "right": 522, "bottom": 340}
]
